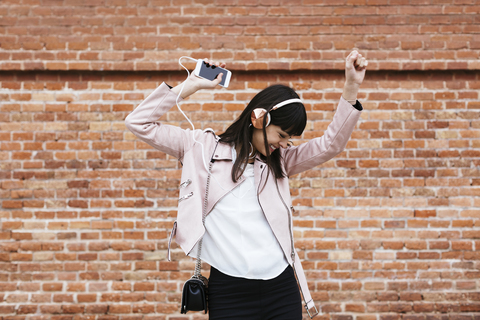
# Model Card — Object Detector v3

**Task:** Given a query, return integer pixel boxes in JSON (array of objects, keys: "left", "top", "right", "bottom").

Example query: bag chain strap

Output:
[{"left": 193, "top": 161, "right": 213, "bottom": 278}]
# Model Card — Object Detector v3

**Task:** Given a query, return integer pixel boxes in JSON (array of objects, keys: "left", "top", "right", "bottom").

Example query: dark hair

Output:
[{"left": 219, "top": 84, "right": 307, "bottom": 182}]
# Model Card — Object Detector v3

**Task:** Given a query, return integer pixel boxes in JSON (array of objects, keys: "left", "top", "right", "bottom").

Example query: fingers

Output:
[
  {"left": 347, "top": 50, "right": 368, "bottom": 70},
  {"left": 203, "top": 58, "right": 226, "bottom": 69},
  {"left": 346, "top": 50, "right": 359, "bottom": 64},
  {"left": 213, "top": 72, "right": 224, "bottom": 85},
  {"left": 354, "top": 56, "right": 368, "bottom": 69},
  {"left": 198, "top": 58, "right": 226, "bottom": 87}
]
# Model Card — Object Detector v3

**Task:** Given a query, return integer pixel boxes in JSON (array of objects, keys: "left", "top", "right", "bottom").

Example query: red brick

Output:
[
  {"left": 0, "top": 5, "right": 478, "bottom": 318},
  {"left": 77, "top": 294, "right": 97, "bottom": 303},
  {"left": 43, "top": 283, "right": 63, "bottom": 291}
]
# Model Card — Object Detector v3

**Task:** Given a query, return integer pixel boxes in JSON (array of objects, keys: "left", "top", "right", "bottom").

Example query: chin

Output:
[{"left": 263, "top": 149, "right": 278, "bottom": 157}]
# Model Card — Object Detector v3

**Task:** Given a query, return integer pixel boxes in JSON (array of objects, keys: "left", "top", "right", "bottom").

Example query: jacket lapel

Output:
[{"left": 206, "top": 142, "right": 245, "bottom": 216}]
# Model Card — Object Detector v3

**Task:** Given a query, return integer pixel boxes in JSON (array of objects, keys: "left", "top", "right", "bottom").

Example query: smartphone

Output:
[{"left": 194, "top": 60, "right": 232, "bottom": 88}]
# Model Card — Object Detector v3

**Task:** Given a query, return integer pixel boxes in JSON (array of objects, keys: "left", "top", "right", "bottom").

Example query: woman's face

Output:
[{"left": 251, "top": 124, "right": 291, "bottom": 157}]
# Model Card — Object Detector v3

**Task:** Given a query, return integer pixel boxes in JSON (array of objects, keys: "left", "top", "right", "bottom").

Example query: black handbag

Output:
[
  {"left": 180, "top": 275, "right": 209, "bottom": 314},
  {"left": 180, "top": 160, "right": 214, "bottom": 314}
]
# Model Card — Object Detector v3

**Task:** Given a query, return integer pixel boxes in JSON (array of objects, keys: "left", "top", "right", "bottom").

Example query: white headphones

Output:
[{"left": 251, "top": 98, "right": 303, "bottom": 129}]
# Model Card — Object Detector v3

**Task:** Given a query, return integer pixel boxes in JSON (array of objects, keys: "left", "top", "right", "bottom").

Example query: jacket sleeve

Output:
[
  {"left": 125, "top": 82, "right": 196, "bottom": 161},
  {"left": 282, "top": 97, "right": 362, "bottom": 177}
]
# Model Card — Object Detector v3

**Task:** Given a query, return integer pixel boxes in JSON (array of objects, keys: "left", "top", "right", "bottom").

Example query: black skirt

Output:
[{"left": 208, "top": 265, "right": 303, "bottom": 320}]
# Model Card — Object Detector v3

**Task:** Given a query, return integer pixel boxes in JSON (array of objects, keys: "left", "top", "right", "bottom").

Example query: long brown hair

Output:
[{"left": 219, "top": 84, "right": 307, "bottom": 182}]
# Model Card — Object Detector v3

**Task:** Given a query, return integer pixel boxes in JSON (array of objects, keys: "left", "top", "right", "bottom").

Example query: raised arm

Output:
[
  {"left": 342, "top": 50, "right": 368, "bottom": 105},
  {"left": 283, "top": 50, "right": 368, "bottom": 176},
  {"left": 124, "top": 59, "right": 226, "bottom": 160}
]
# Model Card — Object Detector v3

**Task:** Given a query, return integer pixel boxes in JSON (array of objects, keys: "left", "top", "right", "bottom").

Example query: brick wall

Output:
[{"left": 1, "top": 1, "right": 480, "bottom": 320}]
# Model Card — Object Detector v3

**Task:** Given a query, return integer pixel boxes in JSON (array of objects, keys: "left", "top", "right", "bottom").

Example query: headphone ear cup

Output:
[
  {"left": 251, "top": 109, "right": 267, "bottom": 129},
  {"left": 265, "top": 113, "right": 271, "bottom": 127}
]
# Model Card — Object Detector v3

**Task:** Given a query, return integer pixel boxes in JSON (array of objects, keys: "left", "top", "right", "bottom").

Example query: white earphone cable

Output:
[
  {"left": 176, "top": 56, "right": 198, "bottom": 131},
  {"left": 176, "top": 56, "right": 210, "bottom": 173},
  {"left": 176, "top": 57, "right": 233, "bottom": 192}
]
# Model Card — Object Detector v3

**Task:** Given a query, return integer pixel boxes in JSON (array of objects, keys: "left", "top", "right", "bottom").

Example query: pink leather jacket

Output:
[{"left": 125, "top": 82, "right": 362, "bottom": 316}]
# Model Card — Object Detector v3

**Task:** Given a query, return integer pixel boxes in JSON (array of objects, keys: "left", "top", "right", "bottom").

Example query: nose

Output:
[{"left": 279, "top": 140, "right": 288, "bottom": 149}]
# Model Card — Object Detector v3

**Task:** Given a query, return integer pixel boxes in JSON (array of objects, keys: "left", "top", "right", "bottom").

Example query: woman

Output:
[{"left": 125, "top": 50, "right": 367, "bottom": 319}]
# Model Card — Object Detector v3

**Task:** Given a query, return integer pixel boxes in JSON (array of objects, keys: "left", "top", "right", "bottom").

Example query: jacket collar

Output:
[
  {"left": 212, "top": 141, "right": 267, "bottom": 163},
  {"left": 212, "top": 142, "right": 234, "bottom": 161}
]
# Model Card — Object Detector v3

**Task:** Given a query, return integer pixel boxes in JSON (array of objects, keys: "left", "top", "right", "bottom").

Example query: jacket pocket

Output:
[
  {"left": 178, "top": 192, "right": 193, "bottom": 203},
  {"left": 179, "top": 179, "right": 192, "bottom": 189}
]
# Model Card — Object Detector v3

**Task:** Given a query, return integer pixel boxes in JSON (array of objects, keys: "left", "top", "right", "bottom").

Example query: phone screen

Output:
[{"left": 198, "top": 61, "right": 228, "bottom": 87}]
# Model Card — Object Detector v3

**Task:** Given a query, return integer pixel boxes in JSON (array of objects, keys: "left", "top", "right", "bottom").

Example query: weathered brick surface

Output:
[
  {"left": 1, "top": 69, "right": 479, "bottom": 319},
  {"left": 1, "top": 1, "right": 480, "bottom": 320},
  {"left": 0, "top": 1, "right": 479, "bottom": 71}
]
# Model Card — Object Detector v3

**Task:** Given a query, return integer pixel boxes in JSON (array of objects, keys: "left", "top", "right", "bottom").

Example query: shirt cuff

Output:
[{"left": 352, "top": 100, "right": 363, "bottom": 111}]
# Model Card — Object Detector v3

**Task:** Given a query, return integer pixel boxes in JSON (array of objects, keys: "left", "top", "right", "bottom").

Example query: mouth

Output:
[{"left": 269, "top": 145, "right": 277, "bottom": 153}]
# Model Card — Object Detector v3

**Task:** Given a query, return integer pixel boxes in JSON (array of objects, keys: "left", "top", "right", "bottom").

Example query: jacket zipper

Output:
[
  {"left": 167, "top": 221, "right": 177, "bottom": 261},
  {"left": 256, "top": 164, "right": 295, "bottom": 263},
  {"left": 274, "top": 177, "right": 296, "bottom": 262}
]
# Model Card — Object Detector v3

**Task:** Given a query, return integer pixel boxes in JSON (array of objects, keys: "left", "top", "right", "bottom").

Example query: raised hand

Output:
[
  {"left": 189, "top": 59, "right": 226, "bottom": 90},
  {"left": 345, "top": 50, "right": 368, "bottom": 86},
  {"left": 172, "top": 58, "right": 226, "bottom": 99},
  {"left": 343, "top": 50, "right": 368, "bottom": 103}
]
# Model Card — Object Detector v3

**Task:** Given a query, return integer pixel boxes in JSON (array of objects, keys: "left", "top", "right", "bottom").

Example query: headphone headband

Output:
[
  {"left": 271, "top": 98, "right": 303, "bottom": 111},
  {"left": 251, "top": 98, "right": 304, "bottom": 129}
]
